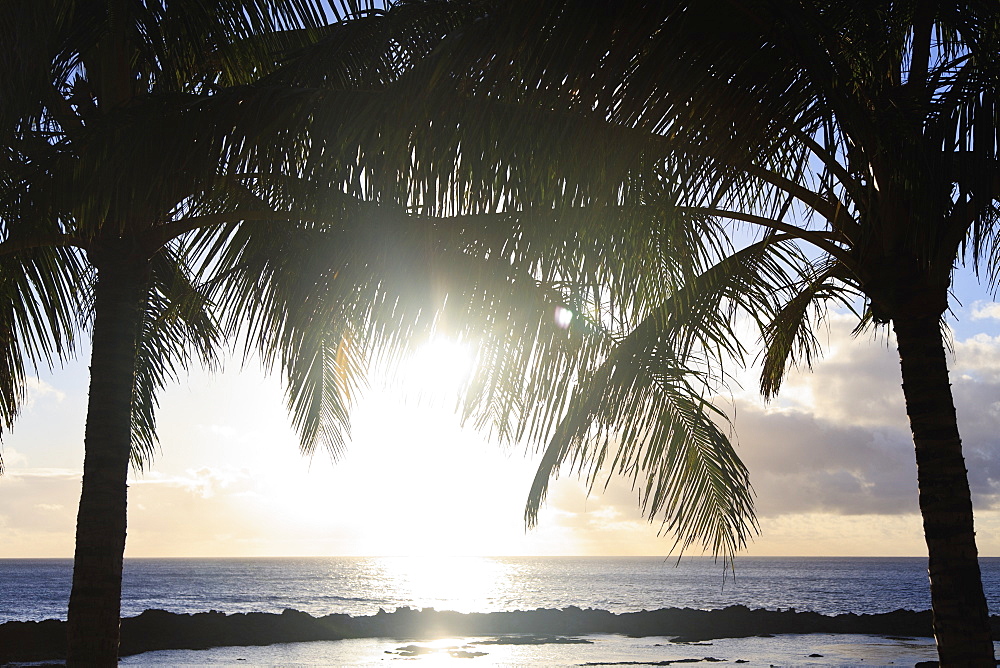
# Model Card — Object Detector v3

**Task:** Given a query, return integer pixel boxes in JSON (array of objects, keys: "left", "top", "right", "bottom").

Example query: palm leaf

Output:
[
  {"left": 129, "top": 246, "right": 219, "bottom": 469},
  {"left": 758, "top": 260, "right": 862, "bottom": 400},
  {"left": 524, "top": 236, "right": 810, "bottom": 561}
]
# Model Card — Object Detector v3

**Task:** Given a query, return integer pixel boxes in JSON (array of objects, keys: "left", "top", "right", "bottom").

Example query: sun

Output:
[{"left": 400, "top": 335, "right": 476, "bottom": 399}]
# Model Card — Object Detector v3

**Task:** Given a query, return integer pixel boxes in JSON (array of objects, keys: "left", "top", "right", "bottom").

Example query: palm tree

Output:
[
  {"left": 2, "top": 1, "right": 771, "bottom": 663},
  {"left": 374, "top": 0, "right": 999, "bottom": 663},
  {"left": 0, "top": 1, "right": 437, "bottom": 662}
]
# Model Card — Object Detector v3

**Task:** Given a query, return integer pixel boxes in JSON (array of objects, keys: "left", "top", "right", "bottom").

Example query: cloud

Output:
[
  {"left": 536, "top": 313, "right": 1000, "bottom": 555},
  {"left": 34, "top": 503, "right": 66, "bottom": 512},
  {"left": 732, "top": 400, "right": 918, "bottom": 516},
  {"left": 953, "top": 334, "right": 1000, "bottom": 383},
  {"left": 727, "top": 316, "right": 1000, "bottom": 518},
  {"left": 971, "top": 301, "right": 1000, "bottom": 321},
  {"left": 773, "top": 327, "right": 905, "bottom": 429},
  {"left": 533, "top": 477, "right": 693, "bottom": 556},
  {"left": 0, "top": 447, "right": 30, "bottom": 469},
  {"left": 132, "top": 467, "right": 254, "bottom": 500},
  {"left": 0, "top": 469, "right": 81, "bottom": 552},
  {"left": 22, "top": 377, "right": 66, "bottom": 411}
]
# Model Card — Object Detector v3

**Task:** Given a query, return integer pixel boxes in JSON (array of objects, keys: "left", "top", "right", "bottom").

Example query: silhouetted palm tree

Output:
[
  {"left": 378, "top": 0, "right": 999, "bottom": 663},
  {"left": 0, "top": 1, "right": 448, "bottom": 662}
]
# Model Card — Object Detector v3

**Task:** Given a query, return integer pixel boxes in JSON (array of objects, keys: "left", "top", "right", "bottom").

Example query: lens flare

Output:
[{"left": 554, "top": 306, "right": 573, "bottom": 329}]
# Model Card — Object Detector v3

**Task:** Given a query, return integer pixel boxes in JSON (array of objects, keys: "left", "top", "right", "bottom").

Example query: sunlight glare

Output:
[
  {"left": 402, "top": 336, "right": 476, "bottom": 398},
  {"left": 378, "top": 556, "right": 512, "bottom": 614}
]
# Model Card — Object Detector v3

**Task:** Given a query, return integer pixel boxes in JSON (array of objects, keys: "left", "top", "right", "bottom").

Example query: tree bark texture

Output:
[
  {"left": 66, "top": 254, "right": 147, "bottom": 666},
  {"left": 893, "top": 310, "right": 995, "bottom": 666}
]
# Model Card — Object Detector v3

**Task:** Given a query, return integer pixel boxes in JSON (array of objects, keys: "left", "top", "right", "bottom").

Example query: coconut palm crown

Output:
[
  {"left": 374, "top": 0, "right": 1000, "bottom": 664},
  {"left": 0, "top": 0, "right": 487, "bottom": 662}
]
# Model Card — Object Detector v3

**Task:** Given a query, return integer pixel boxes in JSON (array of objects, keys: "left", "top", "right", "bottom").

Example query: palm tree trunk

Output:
[
  {"left": 66, "top": 252, "right": 147, "bottom": 666},
  {"left": 893, "top": 309, "right": 995, "bottom": 666}
]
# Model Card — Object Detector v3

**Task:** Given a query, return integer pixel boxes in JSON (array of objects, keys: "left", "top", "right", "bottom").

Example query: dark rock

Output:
[
  {"left": 449, "top": 649, "right": 488, "bottom": 658},
  {"left": 475, "top": 635, "right": 592, "bottom": 645},
  {"left": 0, "top": 619, "right": 67, "bottom": 661}
]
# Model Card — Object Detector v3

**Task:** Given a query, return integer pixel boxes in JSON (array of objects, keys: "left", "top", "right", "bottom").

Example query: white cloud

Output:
[
  {"left": 971, "top": 301, "right": 1000, "bottom": 321},
  {"left": 953, "top": 334, "right": 1000, "bottom": 382},
  {"left": 140, "top": 467, "right": 253, "bottom": 499},
  {"left": 34, "top": 503, "right": 65, "bottom": 512},
  {"left": 22, "top": 376, "right": 66, "bottom": 411},
  {"left": 0, "top": 447, "right": 31, "bottom": 469}
]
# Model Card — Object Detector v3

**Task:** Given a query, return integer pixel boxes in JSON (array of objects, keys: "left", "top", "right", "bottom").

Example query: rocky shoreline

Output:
[{"left": 2, "top": 604, "right": 992, "bottom": 662}]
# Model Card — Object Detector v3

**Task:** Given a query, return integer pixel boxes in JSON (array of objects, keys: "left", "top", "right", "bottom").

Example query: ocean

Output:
[{"left": 4, "top": 556, "right": 1000, "bottom": 665}]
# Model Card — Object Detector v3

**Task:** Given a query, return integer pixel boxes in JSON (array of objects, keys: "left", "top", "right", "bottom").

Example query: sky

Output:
[{"left": 2, "top": 272, "right": 1000, "bottom": 559}]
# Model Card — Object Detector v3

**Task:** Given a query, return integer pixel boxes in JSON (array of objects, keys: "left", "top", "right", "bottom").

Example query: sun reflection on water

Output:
[{"left": 374, "top": 556, "right": 515, "bottom": 614}]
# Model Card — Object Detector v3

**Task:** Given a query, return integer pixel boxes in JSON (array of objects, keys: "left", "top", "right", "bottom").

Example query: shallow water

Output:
[{"left": 118, "top": 632, "right": 952, "bottom": 667}]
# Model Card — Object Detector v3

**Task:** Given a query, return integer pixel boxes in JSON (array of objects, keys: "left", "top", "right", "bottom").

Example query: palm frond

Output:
[
  {"left": 282, "top": 320, "right": 365, "bottom": 459},
  {"left": 130, "top": 246, "right": 219, "bottom": 469},
  {"left": 523, "top": 236, "right": 809, "bottom": 561},
  {"left": 758, "top": 261, "right": 862, "bottom": 400},
  {"left": 0, "top": 244, "right": 86, "bottom": 473}
]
